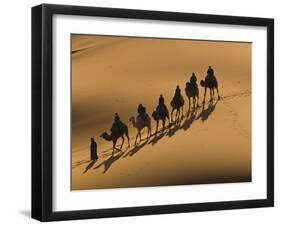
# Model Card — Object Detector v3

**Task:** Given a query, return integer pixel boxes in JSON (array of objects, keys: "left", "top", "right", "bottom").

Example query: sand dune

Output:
[{"left": 71, "top": 35, "right": 251, "bottom": 190}]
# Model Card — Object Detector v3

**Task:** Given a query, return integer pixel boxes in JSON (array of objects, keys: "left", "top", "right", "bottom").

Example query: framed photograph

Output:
[{"left": 32, "top": 4, "right": 274, "bottom": 221}]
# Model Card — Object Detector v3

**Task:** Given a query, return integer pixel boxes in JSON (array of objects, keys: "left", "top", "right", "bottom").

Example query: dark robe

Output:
[
  {"left": 190, "top": 74, "right": 197, "bottom": 85},
  {"left": 207, "top": 67, "right": 214, "bottom": 76},
  {"left": 111, "top": 114, "right": 122, "bottom": 134},
  {"left": 90, "top": 141, "right": 98, "bottom": 161},
  {"left": 137, "top": 104, "right": 147, "bottom": 121},
  {"left": 159, "top": 96, "right": 165, "bottom": 105}
]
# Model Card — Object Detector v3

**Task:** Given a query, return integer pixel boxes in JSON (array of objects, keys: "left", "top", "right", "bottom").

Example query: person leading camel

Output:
[{"left": 90, "top": 137, "right": 98, "bottom": 161}]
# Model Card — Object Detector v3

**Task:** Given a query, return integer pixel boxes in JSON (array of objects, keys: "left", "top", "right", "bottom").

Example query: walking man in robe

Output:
[{"left": 90, "top": 137, "right": 98, "bottom": 161}]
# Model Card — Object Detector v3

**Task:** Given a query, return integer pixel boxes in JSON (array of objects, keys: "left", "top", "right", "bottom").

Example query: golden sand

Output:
[{"left": 71, "top": 35, "right": 251, "bottom": 190}]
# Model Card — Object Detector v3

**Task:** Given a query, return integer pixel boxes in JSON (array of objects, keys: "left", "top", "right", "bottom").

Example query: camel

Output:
[
  {"left": 170, "top": 95, "right": 185, "bottom": 122},
  {"left": 152, "top": 105, "right": 170, "bottom": 134},
  {"left": 200, "top": 74, "right": 221, "bottom": 104},
  {"left": 100, "top": 122, "right": 130, "bottom": 156},
  {"left": 185, "top": 82, "right": 199, "bottom": 111},
  {"left": 129, "top": 115, "right": 152, "bottom": 146}
]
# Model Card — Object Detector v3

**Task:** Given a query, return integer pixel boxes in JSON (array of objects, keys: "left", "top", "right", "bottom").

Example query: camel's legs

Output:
[
  {"left": 171, "top": 108, "right": 175, "bottom": 122},
  {"left": 162, "top": 119, "right": 166, "bottom": 131},
  {"left": 139, "top": 132, "right": 142, "bottom": 142},
  {"left": 188, "top": 97, "right": 191, "bottom": 113},
  {"left": 120, "top": 136, "right": 125, "bottom": 150},
  {"left": 126, "top": 133, "right": 130, "bottom": 148},
  {"left": 202, "top": 87, "right": 207, "bottom": 104},
  {"left": 178, "top": 109, "right": 181, "bottom": 121},
  {"left": 180, "top": 106, "right": 183, "bottom": 121},
  {"left": 135, "top": 132, "right": 140, "bottom": 145},
  {"left": 147, "top": 126, "right": 151, "bottom": 139},
  {"left": 216, "top": 87, "right": 221, "bottom": 100},
  {"left": 155, "top": 120, "right": 159, "bottom": 134},
  {"left": 193, "top": 97, "right": 196, "bottom": 109},
  {"left": 196, "top": 94, "right": 200, "bottom": 108},
  {"left": 175, "top": 109, "right": 179, "bottom": 121},
  {"left": 209, "top": 88, "right": 213, "bottom": 102},
  {"left": 167, "top": 114, "right": 171, "bottom": 124},
  {"left": 112, "top": 140, "right": 116, "bottom": 156}
]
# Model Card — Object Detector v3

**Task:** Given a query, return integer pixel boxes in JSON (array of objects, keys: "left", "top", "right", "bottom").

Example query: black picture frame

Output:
[{"left": 32, "top": 4, "right": 274, "bottom": 222}]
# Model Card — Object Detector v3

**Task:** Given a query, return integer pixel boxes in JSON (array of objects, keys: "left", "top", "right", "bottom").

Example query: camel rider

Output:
[
  {"left": 137, "top": 104, "right": 147, "bottom": 121},
  {"left": 175, "top": 85, "right": 181, "bottom": 98},
  {"left": 159, "top": 94, "right": 165, "bottom": 105},
  {"left": 173, "top": 85, "right": 184, "bottom": 106},
  {"left": 207, "top": 66, "right": 214, "bottom": 76},
  {"left": 157, "top": 94, "right": 169, "bottom": 116},
  {"left": 111, "top": 113, "right": 122, "bottom": 133},
  {"left": 190, "top": 72, "right": 197, "bottom": 87}
]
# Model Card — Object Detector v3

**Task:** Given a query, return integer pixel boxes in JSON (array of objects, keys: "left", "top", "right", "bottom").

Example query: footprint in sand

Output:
[{"left": 222, "top": 91, "right": 251, "bottom": 139}]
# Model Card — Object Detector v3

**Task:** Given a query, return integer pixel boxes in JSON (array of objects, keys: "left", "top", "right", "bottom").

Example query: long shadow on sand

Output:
[
  {"left": 196, "top": 100, "right": 218, "bottom": 122},
  {"left": 166, "top": 118, "right": 184, "bottom": 138},
  {"left": 149, "top": 130, "right": 168, "bottom": 146},
  {"left": 165, "top": 108, "right": 197, "bottom": 138},
  {"left": 121, "top": 129, "right": 169, "bottom": 160},
  {"left": 88, "top": 100, "right": 219, "bottom": 174},
  {"left": 93, "top": 151, "right": 124, "bottom": 173},
  {"left": 165, "top": 100, "right": 219, "bottom": 139},
  {"left": 181, "top": 109, "right": 198, "bottom": 131},
  {"left": 83, "top": 160, "right": 97, "bottom": 173},
  {"left": 123, "top": 140, "right": 149, "bottom": 158}
]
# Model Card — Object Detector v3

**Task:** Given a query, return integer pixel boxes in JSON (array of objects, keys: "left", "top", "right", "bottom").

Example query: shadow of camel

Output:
[
  {"left": 93, "top": 151, "right": 124, "bottom": 173},
  {"left": 166, "top": 124, "right": 180, "bottom": 137},
  {"left": 181, "top": 109, "right": 197, "bottom": 131},
  {"left": 123, "top": 140, "right": 148, "bottom": 158},
  {"left": 165, "top": 108, "right": 196, "bottom": 138},
  {"left": 196, "top": 100, "right": 218, "bottom": 122},
  {"left": 149, "top": 130, "right": 167, "bottom": 146},
  {"left": 87, "top": 101, "right": 219, "bottom": 174}
]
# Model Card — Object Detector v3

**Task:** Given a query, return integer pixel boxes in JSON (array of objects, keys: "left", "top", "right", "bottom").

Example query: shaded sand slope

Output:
[{"left": 71, "top": 35, "right": 251, "bottom": 190}]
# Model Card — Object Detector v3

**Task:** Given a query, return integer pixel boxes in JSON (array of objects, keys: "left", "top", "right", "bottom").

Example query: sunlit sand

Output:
[{"left": 71, "top": 35, "right": 251, "bottom": 190}]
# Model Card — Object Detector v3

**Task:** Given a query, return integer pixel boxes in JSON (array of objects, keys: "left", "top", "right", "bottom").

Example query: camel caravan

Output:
[{"left": 98, "top": 66, "right": 221, "bottom": 156}]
